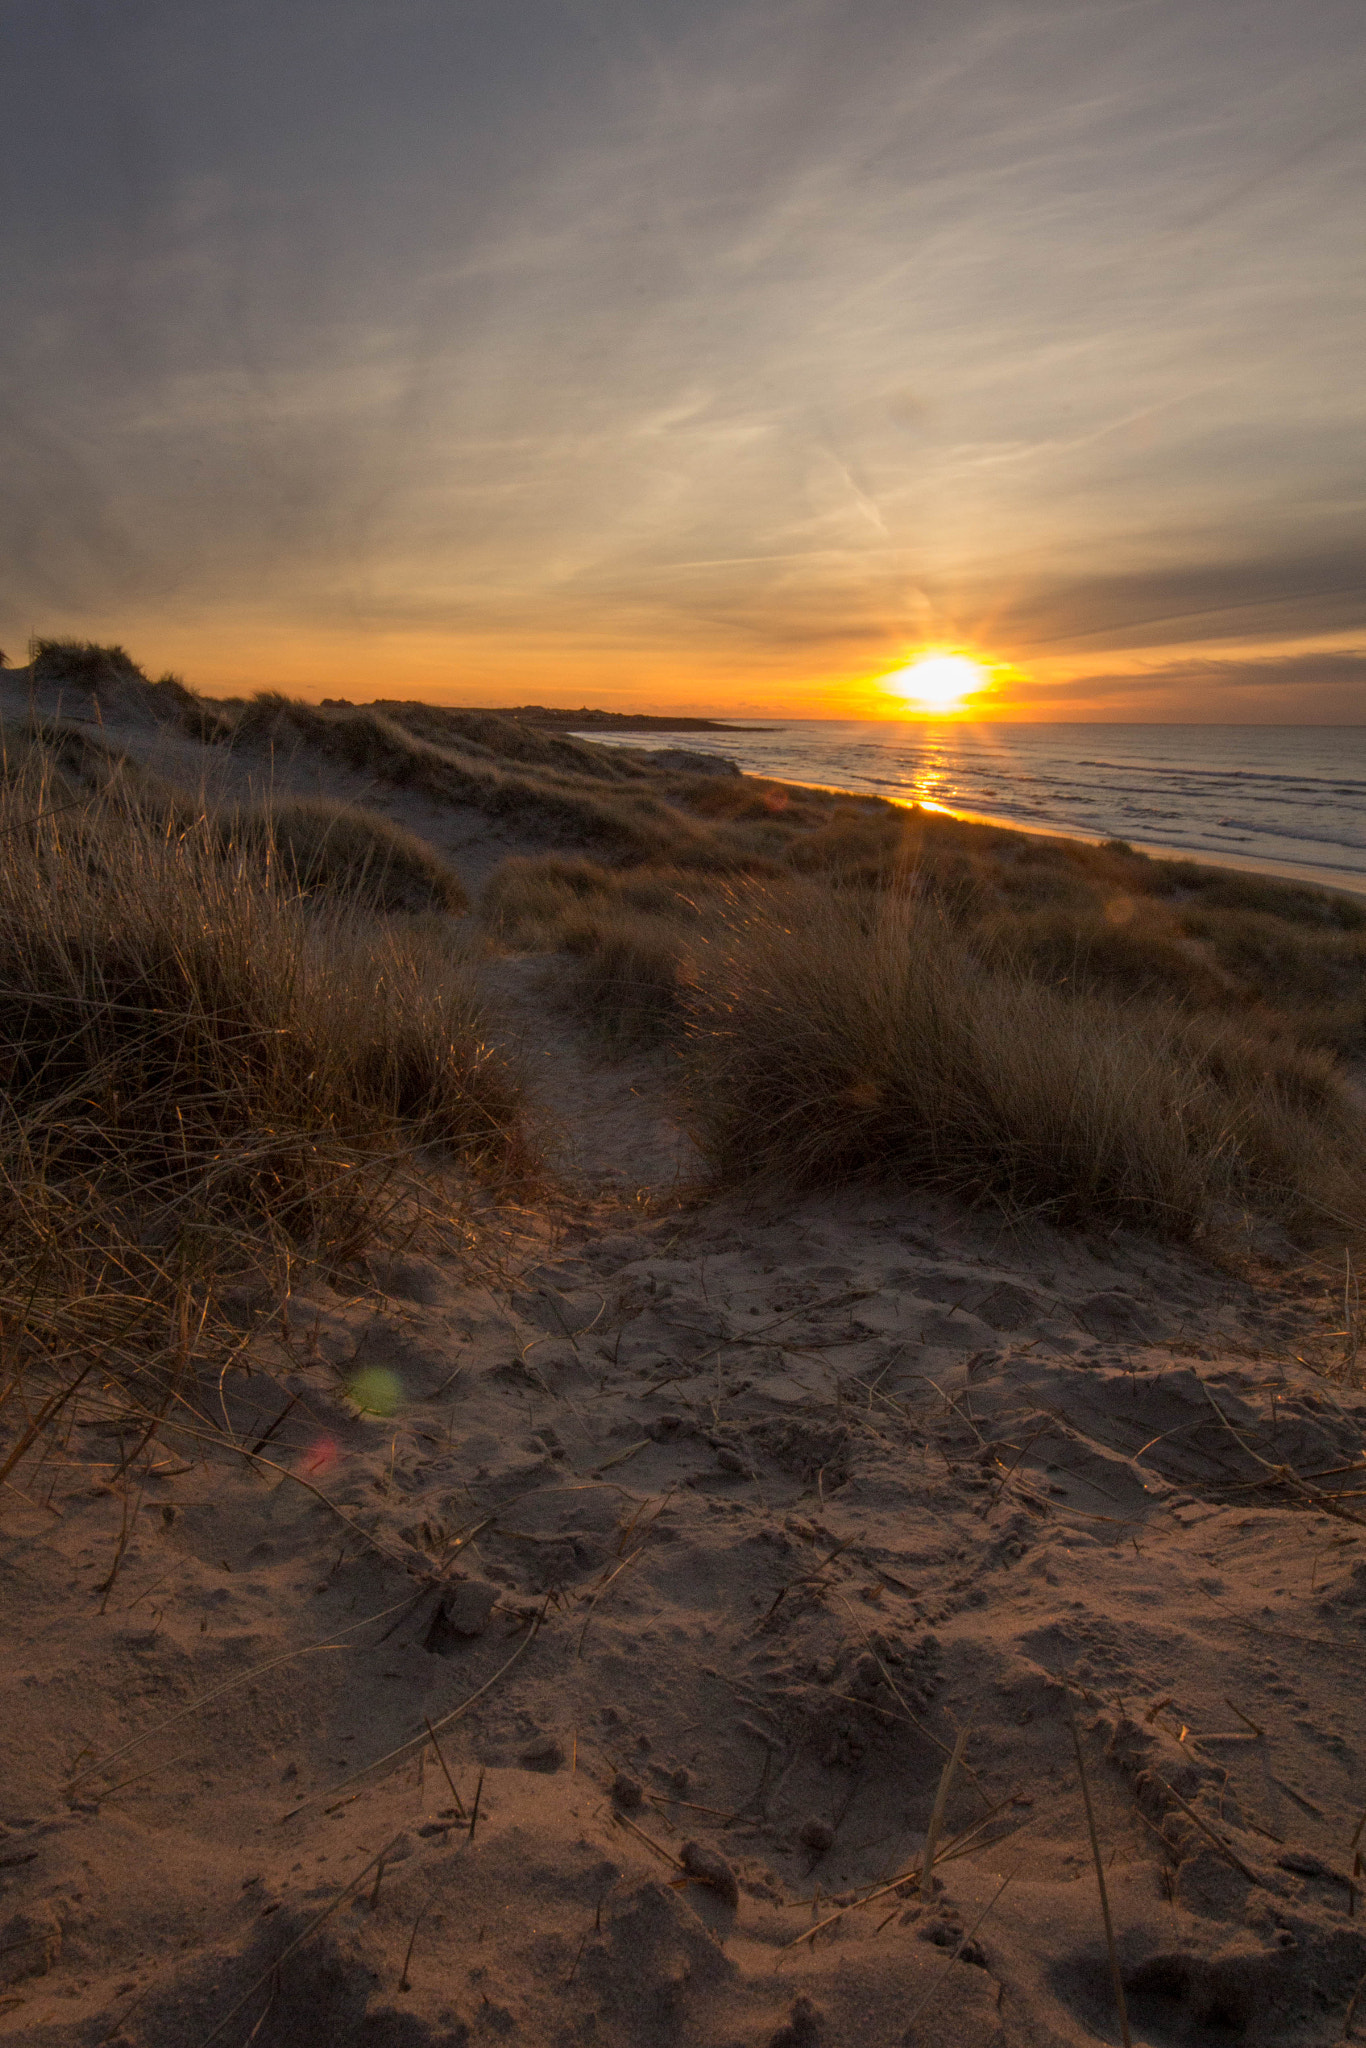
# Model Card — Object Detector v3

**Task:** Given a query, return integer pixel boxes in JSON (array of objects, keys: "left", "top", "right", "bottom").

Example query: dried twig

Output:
[
  {"left": 68, "top": 1619, "right": 396, "bottom": 1792},
  {"left": 779, "top": 1806, "right": 1025, "bottom": 1957},
  {"left": 900, "top": 1873, "right": 1014, "bottom": 2039},
  {"left": 577, "top": 1542, "right": 649, "bottom": 1657},
  {"left": 1201, "top": 1384, "right": 1366, "bottom": 1527},
  {"left": 612, "top": 1809, "right": 685, "bottom": 1869},
  {"left": 0, "top": 1365, "right": 92, "bottom": 1488},
  {"left": 194, "top": 1837, "right": 404, "bottom": 2048},
  {"left": 922, "top": 1725, "right": 971, "bottom": 1901},
  {"left": 1224, "top": 1697, "right": 1265, "bottom": 1738},
  {"left": 399, "top": 1902, "right": 430, "bottom": 1991},
  {"left": 835, "top": 1594, "right": 988, "bottom": 1786},
  {"left": 423, "top": 1716, "right": 467, "bottom": 1819},
  {"left": 1064, "top": 1681, "right": 1132, "bottom": 2048},
  {"left": 1146, "top": 1770, "right": 1262, "bottom": 1888},
  {"left": 297, "top": 1604, "right": 547, "bottom": 1812},
  {"left": 1345, "top": 1969, "right": 1366, "bottom": 2041}
]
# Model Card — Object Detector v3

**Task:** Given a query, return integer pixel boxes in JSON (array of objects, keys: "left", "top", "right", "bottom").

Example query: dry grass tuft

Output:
[
  {"left": 0, "top": 753, "right": 528, "bottom": 1480},
  {"left": 224, "top": 795, "right": 469, "bottom": 915},
  {"left": 680, "top": 885, "right": 1366, "bottom": 1237},
  {"left": 3, "top": 719, "right": 468, "bottom": 916},
  {"left": 483, "top": 806, "right": 1366, "bottom": 1078},
  {"left": 10, "top": 649, "right": 1363, "bottom": 1247},
  {"left": 481, "top": 856, "right": 741, "bottom": 1044},
  {"left": 482, "top": 853, "right": 727, "bottom": 936},
  {"left": 29, "top": 636, "right": 148, "bottom": 689},
  {"left": 0, "top": 772, "right": 523, "bottom": 1233},
  {"left": 561, "top": 909, "right": 698, "bottom": 1048},
  {"left": 224, "top": 697, "right": 738, "bottom": 864},
  {"left": 481, "top": 853, "right": 621, "bottom": 948}
]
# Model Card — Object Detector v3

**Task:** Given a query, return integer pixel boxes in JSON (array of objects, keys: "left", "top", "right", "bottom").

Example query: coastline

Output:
[
  {"left": 578, "top": 723, "right": 1366, "bottom": 907},
  {"left": 747, "top": 768, "right": 1366, "bottom": 903},
  {"left": 924, "top": 798, "right": 1366, "bottom": 902}
]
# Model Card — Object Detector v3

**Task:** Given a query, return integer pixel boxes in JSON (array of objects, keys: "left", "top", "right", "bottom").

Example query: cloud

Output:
[
  {"left": 973, "top": 551, "right": 1366, "bottom": 657},
  {"left": 2, "top": 0, "right": 1363, "bottom": 712},
  {"left": 1006, "top": 645, "right": 1366, "bottom": 723}
]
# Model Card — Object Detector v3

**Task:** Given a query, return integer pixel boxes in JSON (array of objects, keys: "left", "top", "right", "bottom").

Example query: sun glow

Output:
[{"left": 887, "top": 652, "right": 985, "bottom": 713}]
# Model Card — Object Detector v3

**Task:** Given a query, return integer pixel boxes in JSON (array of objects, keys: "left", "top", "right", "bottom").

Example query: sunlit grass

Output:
[{"left": 0, "top": 736, "right": 531, "bottom": 1484}]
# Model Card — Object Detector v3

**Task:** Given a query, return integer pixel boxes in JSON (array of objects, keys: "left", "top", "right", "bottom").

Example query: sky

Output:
[{"left": 2, "top": 0, "right": 1364, "bottom": 720}]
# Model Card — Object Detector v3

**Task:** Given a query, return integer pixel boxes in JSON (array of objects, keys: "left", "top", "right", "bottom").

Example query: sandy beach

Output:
[
  {"left": 3, "top": 664, "right": 1365, "bottom": 2048},
  {"left": 636, "top": 771, "right": 1366, "bottom": 906},
  {"left": 929, "top": 806, "right": 1366, "bottom": 907}
]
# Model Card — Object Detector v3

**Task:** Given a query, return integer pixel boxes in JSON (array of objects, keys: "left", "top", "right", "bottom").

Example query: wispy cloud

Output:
[
  {"left": 2, "top": 0, "right": 1362, "bottom": 710},
  {"left": 1002, "top": 646, "right": 1366, "bottom": 723}
]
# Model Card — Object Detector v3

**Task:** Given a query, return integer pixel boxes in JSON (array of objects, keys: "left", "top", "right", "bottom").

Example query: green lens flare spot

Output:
[{"left": 345, "top": 1367, "right": 405, "bottom": 1418}]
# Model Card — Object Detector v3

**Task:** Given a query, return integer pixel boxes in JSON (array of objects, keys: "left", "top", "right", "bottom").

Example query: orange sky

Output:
[
  {"left": 93, "top": 613, "right": 1366, "bottom": 725},
  {"left": 4, "top": 2, "right": 1364, "bottom": 723}
]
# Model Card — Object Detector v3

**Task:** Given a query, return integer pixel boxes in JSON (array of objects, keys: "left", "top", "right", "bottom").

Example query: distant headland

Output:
[{"left": 327, "top": 700, "right": 760, "bottom": 732}]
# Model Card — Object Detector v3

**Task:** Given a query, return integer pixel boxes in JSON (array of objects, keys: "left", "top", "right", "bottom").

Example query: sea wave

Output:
[{"left": 579, "top": 721, "right": 1366, "bottom": 886}]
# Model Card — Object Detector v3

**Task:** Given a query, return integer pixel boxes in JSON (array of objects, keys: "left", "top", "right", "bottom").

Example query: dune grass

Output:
[
  {"left": 478, "top": 816, "right": 1365, "bottom": 1239},
  {"left": 0, "top": 750, "right": 528, "bottom": 1482},
  {"left": 194, "top": 684, "right": 877, "bottom": 871},
  {"left": 481, "top": 852, "right": 730, "bottom": 943},
  {"left": 222, "top": 697, "right": 746, "bottom": 864},
  {"left": 3, "top": 714, "right": 468, "bottom": 917},
  {"left": 1, "top": 709, "right": 189, "bottom": 818},
  {"left": 678, "top": 886, "right": 1366, "bottom": 1237},
  {"left": 13, "top": 644, "right": 1366, "bottom": 1051},
  {"left": 277, "top": 663, "right": 1364, "bottom": 1239},
  {"left": 223, "top": 795, "right": 469, "bottom": 915},
  {"left": 558, "top": 910, "right": 700, "bottom": 1049},
  {"left": 484, "top": 806, "right": 1366, "bottom": 1065},
  {"left": 7, "top": 647, "right": 1362, "bottom": 1247},
  {"left": 949, "top": 831, "right": 1366, "bottom": 1057},
  {"left": 0, "top": 761, "right": 522, "bottom": 1233},
  {"left": 481, "top": 854, "right": 739, "bottom": 1044},
  {"left": 28, "top": 636, "right": 150, "bottom": 689}
]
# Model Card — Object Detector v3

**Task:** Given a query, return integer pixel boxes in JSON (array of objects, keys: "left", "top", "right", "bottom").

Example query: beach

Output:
[
  {"left": 924, "top": 803, "right": 1366, "bottom": 903},
  {"left": 2, "top": 658, "right": 1365, "bottom": 2048},
  {"left": 578, "top": 722, "right": 1366, "bottom": 905}
]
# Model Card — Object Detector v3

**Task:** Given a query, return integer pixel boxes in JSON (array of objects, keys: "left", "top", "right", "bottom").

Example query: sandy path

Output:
[{"left": 478, "top": 954, "right": 703, "bottom": 1202}]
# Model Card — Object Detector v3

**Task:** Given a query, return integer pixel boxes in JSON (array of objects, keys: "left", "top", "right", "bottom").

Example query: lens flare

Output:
[{"left": 344, "top": 1367, "right": 405, "bottom": 1418}]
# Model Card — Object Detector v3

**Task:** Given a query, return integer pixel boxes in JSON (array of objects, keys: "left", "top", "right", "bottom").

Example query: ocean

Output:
[{"left": 578, "top": 722, "right": 1366, "bottom": 896}]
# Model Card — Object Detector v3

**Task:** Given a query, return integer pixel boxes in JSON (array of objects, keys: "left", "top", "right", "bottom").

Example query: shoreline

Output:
[
  {"left": 926, "top": 798, "right": 1366, "bottom": 902},
  {"left": 575, "top": 728, "right": 1366, "bottom": 906},
  {"left": 746, "top": 767, "right": 1366, "bottom": 903}
]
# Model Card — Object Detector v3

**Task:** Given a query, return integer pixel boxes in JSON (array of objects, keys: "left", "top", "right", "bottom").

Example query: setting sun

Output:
[{"left": 888, "top": 652, "right": 984, "bottom": 713}]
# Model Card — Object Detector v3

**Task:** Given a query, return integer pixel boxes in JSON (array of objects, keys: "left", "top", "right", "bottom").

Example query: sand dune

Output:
[{"left": 2, "top": 656, "right": 1364, "bottom": 2046}]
